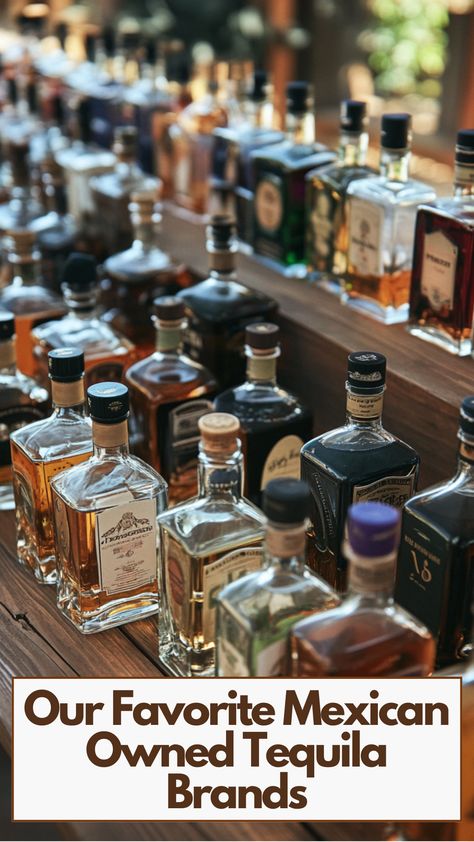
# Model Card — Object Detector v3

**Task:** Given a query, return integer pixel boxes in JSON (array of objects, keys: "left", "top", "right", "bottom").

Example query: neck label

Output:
[
  {"left": 455, "top": 162, "right": 474, "bottom": 187},
  {"left": 266, "top": 524, "right": 306, "bottom": 558},
  {"left": 52, "top": 380, "right": 85, "bottom": 408},
  {"left": 347, "top": 391, "right": 384, "bottom": 419},
  {"left": 421, "top": 229, "right": 458, "bottom": 312},
  {"left": 247, "top": 355, "right": 277, "bottom": 381},
  {"left": 95, "top": 498, "right": 157, "bottom": 596},
  {"left": 348, "top": 550, "right": 395, "bottom": 593},
  {"left": 348, "top": 196, "right": 383, "bottom": 277}
]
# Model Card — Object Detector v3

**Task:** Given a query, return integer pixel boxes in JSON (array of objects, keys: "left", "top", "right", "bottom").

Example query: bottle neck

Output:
[
  {"left": 338, "top": 130, "right": 369, "bottom": 167},
  {"left": 43, "top": 173, "right": 68, "bottom": 216},
  {"left": 457, "top": 438, "right": 474, "bottom": 478},
  {"left": 207, "top": 242, "right": 237, "bottom": 282},
  {"left": 453, "top": 162, "right": 474, "bottom": 198},
  {"left": 0, "top": 338, "right": 17, "bottom": 374},
  {"left": 246, "top": 348, "right": 279, "bottom": 386},
  {"left": 197, "top": 445, "right": 243, "bottom": 498},
  {"left": 132, "top": 219, "right": 157, "bottom": 250},
  {"left": 62, "top": 285, "right": 98, "bottom": 318},
  {"left": 380, "top": 147, "right": 410, "bottom": 182},
  {"left": 345, "top": 384, "right": 384, "bottom": 431},
  {"left": 92, "top": 420, "right": 130, "bottom": 458},
  {"left": 244, "top": 99, "right": 270, "bottom": 130},
  {"left": 285, "top": 110, "right": 315, "bottom": 145},
  {"left": 155, "top": 320, "right": 183, "bottom": 354},
  {"left": 265, "top": 521, "right": 306, "bottom": 572},
  {"left": 51, "top": 378, "right": 87, "bottom": 415},
  {"left": 8, "top": 254, "right": 42, "bottom": 287},
  {"left": 346, "top": 543, "right": 396, "bottom": 601}
]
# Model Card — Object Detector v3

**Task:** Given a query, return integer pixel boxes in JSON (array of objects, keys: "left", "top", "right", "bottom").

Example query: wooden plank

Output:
[{"left": 63, "top": 820, "right": 316, "bottom": 841}]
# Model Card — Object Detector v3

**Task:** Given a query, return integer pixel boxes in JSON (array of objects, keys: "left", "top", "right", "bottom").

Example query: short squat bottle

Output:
[
  {"left": 289, "top": 502, "right": 435, "bottom": 677},
  {"left": 51, "top": 382, "right": 167, "bottom": 633},
  {"left": 216, "top": 478, "right": 340, "bottom": 676},
  {"left": 11, "top": 349, "right": 92, "bottom": 584}
]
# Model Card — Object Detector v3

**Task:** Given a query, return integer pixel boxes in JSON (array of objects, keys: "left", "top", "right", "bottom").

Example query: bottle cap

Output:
[
  {"left": 85, "top": 32, "right": 96, "bottom": 62},
  {"left": 88, "top": 382, "right": 129, "bottom": 424},
  {"left": 199, "top": 412, "right": 240, "bottom": 453},
  {"left": 207, "top": 214, "right": 235, "bottom": 246},
  {"left": 340, "top": 99, "right": 367, "bottom": 133},
  {"left": 263, "top": 478, "right": 311, "bottom": 524},
  {"left": 153, "top": 296, "right": 185, "bottom": 322},
  {"left": 48, "top": 348, "right": 84, "bottom": 382},
  {"left": 347, "top": 351, "right": 386, "bottom": 390},
  {"left": 0, "top": 313, "right": 15, "bottom": 341},
  {"left": 61, "top": 253, "right": 97, "bottom": 290},
  {"left": 208, "top": 468, "right": 240, "bottom": 489},
  {"left": 250, "top": 69, "right": 267, "bottom": 101},
  {"left": 286, "top": 81, "right": 310, "bottom": 115},
  {"left": 246, "top": 322, "right": 280, "bottom": 350},
  {"left": 347, "top": 502, "right": 400, "bottom": 557},
  {"left": 381, "top": 113, "right": 412, "bottom": 150},
  {"left": 145, "top": 38, "right": 157, "bottom": 65},
  {"left": 56, "top": 22, "right": 67, "bottom": 48},
  {"left": 77, "top": 98, "right": 92, "bottom": 144},
  {"left": 26, "top": 80, "right": 38, "bottom": 114},
  {"left": 460, "top": 396, "right": 474, "bottom": 437},
  {"left": 102, "top": 26, "right": 116, "bottom": 57}
]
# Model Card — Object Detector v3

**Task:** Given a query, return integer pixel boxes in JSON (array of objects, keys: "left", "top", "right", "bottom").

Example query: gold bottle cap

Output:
[{"left": 199, "top": 412, "right": 240, "bottom": 453}]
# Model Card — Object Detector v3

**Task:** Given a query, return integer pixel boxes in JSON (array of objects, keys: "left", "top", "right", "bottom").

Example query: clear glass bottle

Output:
[
  {"left": 11, "top": 348, "right": 92, "bottom": 584},
  {"left": 290, "top": 502, "right": 435, "bottom": 677},
  {"left": 301, "top": 351, "right": 419, "bottom": 592},
  {"left": 216, "top": 478, "right": 339, "bottom": 676},
  {"left": 408, "top": 129, "right": 474, "bottom": 355},
  {"left": 252, "top": 81, "right": 335, "bottom": 270},
  {"left": 0, "top": 229, "right": 66, "bottom": 376},
  {"left": 306, "top": 99, "right": 376, "bottom": 291},
  {"left": 214, "top": 322, "right": 312, "bottom": 506},
  {"left": 178, "top": 215, "right": 278, "bottom": 388},
  {"left": 51, "top": 381, "right": 167, "bottom": 633},
  {"left": 344, "top": 113, "right": 436, "bottom": 323},
  {"left": 0, "top": 138, "right": 44, "bottom": 234},
  {"left": 394, "top": 395, "right": 474, "bottom": 668},
  {"left": 158, "top": 412, "right": 266, "bottom": 676},
  {"left": 0, "top": 313, "right": 49, "bottom": 511},
  {"left": 126, "top": 296, "right": 216, "bottom": 505}
]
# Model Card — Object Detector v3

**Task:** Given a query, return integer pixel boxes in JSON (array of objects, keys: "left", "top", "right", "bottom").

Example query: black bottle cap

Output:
[
  {"left": 61, "top": 253, "right": 97, "bottom": 291},
  {"left": 347, "top": 351, "right": 386, "bottom": 390},
  {"left": 52, "top": 93, "right": 64, "bottom": 126},
  {"left": 208, "top": 468, "right": 240, "bottom": 489},
  {"left": 102, "top": 26, "right": 116, "bottom": 57},
  {"left": 87, "top": 382, "right": 129, "bottom": 424},
  {"left": 153, "top": 296, "right": 185, "bottom": 321},
  {"left": 0, "top": 312, "right": 15, "bottom": 341},
  {"left": 7, "top": 78, "right": 17, "bottom": 106},
  {"left": 145, "top": 38, "right": 157, "bottom": 66},
  {"left": 208, "top": 214, "right": 235, "bottom": 245},
  {"left": 77, "top": 98, "right": 91, "bottom": 144},
  {"left": 48, "top": 348, "right": 84, "bottom": 382},
  {"left": 263, "top": 478, "right": 311, "bottom": 524},
  {"left": 85, "top": 33, "right": 96, "bottom": 63},
  {"left": 460, "top": 396, "right": 474, "bottom": 437},
  {"left": 246, "top": 323, "right": 280, "bottom": 350},
  {"left": 340, "top": 99, "right": 367, "bottom": 133},
  {"left": 381, "top": 113, "right": 412, "bottom": 150},
  {"left": 250, "top": 69, "right": 267, "bottom": 101},
  {"left": 286, "top": 81, "right": 310, "bottom": 115},
  {"left": 56, "top": 22, "right": 68, "bottom": 49},
  {"left": 26, "top": 81, "right": 38, "bottom": 114}
]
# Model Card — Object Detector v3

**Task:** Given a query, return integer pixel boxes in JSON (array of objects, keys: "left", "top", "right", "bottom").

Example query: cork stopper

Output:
[{"left": 199, "top": 412, "right": 240, "bottom": 454}]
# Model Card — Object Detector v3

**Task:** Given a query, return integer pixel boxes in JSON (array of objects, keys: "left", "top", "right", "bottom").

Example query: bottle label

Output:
[
  {"left": 421, "top": 230, "right": 458, "bottom": 312},
  {"left": 203, "top": 546, "right": 263, "bottom": 644},
  {"left": 95, "top": 499, "right": 157, "bottom": 595},
  {"left": 348, "top": 197, "right": 383, "bottom": 277},
  {"left": 260, "top": 434, "right": 304, "bottom": 489},
  {"left": 352, "top": 470, "right": 416, "bottom": 507},
  {"left": 169, "top": 400, "right": 214, "bottom": 453},
  {"left": 310, "top": 189, "right": 334, "bottom": 261},
  {"left": 346, "top": 392, "right": 384, "bottom": 420},
  {"left": 454, "top": 163, "right": 474, "bottom": 187},
  {"left": 0, "top": 406, "right": 46, "bottom": 467},
  {"left": 255, "top": 177, "right": 283, "bottom": 234}
]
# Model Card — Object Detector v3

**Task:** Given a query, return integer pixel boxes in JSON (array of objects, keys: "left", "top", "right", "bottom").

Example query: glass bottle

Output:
[
  {"left": 178, "top": 215, "right": 278, "bottom": 389},
  {"left": 154, "top": 57, "right": 193, "bottom": 200},
  {"left": 51, "top": 382, "right": 167, "bottom": 633},
  {"left": 394, "top": 395, "right": 474, "bottom": 668},
  {"left": 408, "top": 129, "right": 474, "bottom": 355},
  {"left": 301, "top": 351, "right": 419, "bottom": 592},
  {"left": 11, "top": 348, "right": 92, "bottom": 584},
  {"left": 290, "top": 502, "right": 435, "bottom": 677},
  {"left": 100, "top": 188, "right": 183, "bottom": 355},
  {"left": 31, "top": 252, "right": 135, "bottom": 388},
  {"left": 0, "top": 138, "right": 44, "bottom": 234},
  {"left": 216, "top": 478, "right": 339, "bottom": 676},
  {"left": 306, "top": 99, "right": 376, "bottom": 291},
  {"left": 214, "top": 322, "right": 312, "bottom": 506},
  {"left": 252, "top": 81, "right": 335, "bottom": 270},
  {"left": 31, "top": 154, "right": 78, "bottom": 291},
  {"left": 126, "top": 296, "right": 216, "bottom": 504},
  {"left": 0, "top": 313, "right": 49, "bottom": 511},
  {"left": 344, "top": 113, "right": 436, "bottom": 323},
  {"left": 0, "top": 229, "right": 66, "bottom": 376},
  {"left": 158, "top": 412, "right": 266, "bottom": 676}
]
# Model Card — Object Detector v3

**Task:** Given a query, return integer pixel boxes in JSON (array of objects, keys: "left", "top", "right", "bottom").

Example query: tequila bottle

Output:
[
  {"left": 32, "top": 252, "right": 135, "bottom": 388},
  {"left": 0, "top": 138, "right": 44, "bottom": 234},
  {"left": 158, "top": 412, "right": 266, "bottom": 676},
  {"left": 126, "top": 296, "right": 216, "bottom": 504},
  {"left": 290, "top": 502, "right": 435, "bottom": 677},
  {"left": 344, "top": 113, "right": 436, "bottom": 323},
  {"left": 178, "top": 215, "right": 277, "bottom": 388},
  {"left": 252, "top": 81, "right": 335, "bottom": 269},
  {"left": 301, "top": 351, "right": 419, "bottom": 591},
  {"left": 216, "top": 478, "right": 339, "bottom": 676},
  {"left": 11, "top": 348, "right": 92, "bottom": 584},
  {"left": 394, "top": 396, "right": 474, "bottom": 668},
  {"left": 31, "top": 154, "right": 78, "bottom": 291},
  {"left": 214, "top": 322, "right": 312, "bottom": 505},
  {"left": 51, "top": 382, "right": 167, "bottom": 633},
  {"left": 0, "top": 313, "right": 49, "bottom": 511},
  {"left": 306, "top": 99, "right": 376, "bottom": 290},
  {"left": 408, "top": 129, "right": 474, "bottom": 355}
]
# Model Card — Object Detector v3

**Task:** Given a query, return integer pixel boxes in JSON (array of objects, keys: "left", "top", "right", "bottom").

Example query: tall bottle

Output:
[
  {"left": 0, "top": 313, "right": 49, "bottom": 511},
  {"left": 301, "top": 351, "right": 419, "bottom": 591},
  {"left": 408, "top": 129, "right": 474, "bottom": 355},
  {"left": 158, "top": 412, "right": 266, "bottom": 676},
  {"left": 289, "top": 502, "right": 435, "bottom": 677},
  {"left": 395, "top": 395, "right": 474, "bottom": 668},
  {"left": 344, "top": 113, "right": 436, "bottom": 323},
  {"left": 126, "top": 296, "right": 216, "bottom": 504},
  {"left": 51, "top": 382, "right": 167, "bottom": 633},
  {"left": 252, "top": 81, "right": 335, "bottom": 269},
  {"left": 216, "top": 478, "right": 339, "bottom": 676},
  {"left": 0, "top": 138, "right": 44, "bottom": 234},
  {"left": 11, "top": 348, "right": 92, "bottom": 584},
  {"left": 306, "top": 99, "right": 376, "bottom": 290},
  {"left": 178, "top": 215, "right": 277, "bottom": 388},
  {"left": 214, "top": 322, "right": 312, "bottom": 505},
  {"left": 31, "top": 154, "right": 78, "bottom": 291}
]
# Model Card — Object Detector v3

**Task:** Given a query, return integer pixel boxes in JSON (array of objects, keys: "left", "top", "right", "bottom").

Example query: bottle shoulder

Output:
[
  {"left": 253, "top": 140, "right": 335, "bottom": 172},
  {"left": 0, "top": 370, "right": 48, "bottom": 404},
  {"left": 0, "top": 284, "right": 64, "bottom": 313},
  {"left": 292, "top": 597, "right": 433, "bottom": 642},
  {"left": 104, "top": 244, "right": 175, "bottom": 281},
  {"left": 404, "top": 469, "right": 474, "bottom": 538},
  {"left": 178, "top": 278, "right": 276, "bottom": 321},
  {"left": 11, "top": 413, "right": 92, "bottom": 461},
  {"left": 214, "top": 382, "right": 307, "bottom": 427},
  {"left": 126, "top": 351, "right": 216, "bottom": 397},
  {"left": 158, "top": 496, "right": 266, "bottom": 555},
  {"left": 348, "top": 176, "right": 436, "bottom": 207},
  {"left": 219, "top": 564, "right": 339, "bottom": 612},
  {"left": 302, "top": 422, "right": 397, "bottom": 452},
  {"left": 34, "top": 314, "right": 131, "bottom": 356},
  {"left": 307, "top": 163, "right": 377, "bottom": 193},
  {"left": 417, "top": 198, "right": 474, "bottom": 228}
]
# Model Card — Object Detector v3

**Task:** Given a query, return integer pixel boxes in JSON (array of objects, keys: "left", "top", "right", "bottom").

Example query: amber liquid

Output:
[
  {"left": 345, "top": 267, "right": 411, "bottom": 310},
  {"left": 15, "top": 309, "right": 65, "bottom": 376}
]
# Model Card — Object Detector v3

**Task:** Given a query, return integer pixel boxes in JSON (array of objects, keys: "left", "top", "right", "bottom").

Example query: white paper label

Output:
[
  {"left": 352, "top": 472, "right": 416, "bottom": 508},
  {"left": 95, "top": 499, "right": 157, "bottom": 595},
  {"left": 455, "top": 163, "right": 474, "bottom": 187},
  {"left": 421, "top": 230, "right": 458, "bottom": 311},
  {"left": 203, "top": 547, "right": 263, "bottom": 643},
  {"left": 348, "top": 197, "right": 383, "bottom": 277},
  {"left": 260, "top": 435, "right": 303, "bottom": 489},
  {"left": 255, "top": 178, "right": 283, "bottom": 233}
]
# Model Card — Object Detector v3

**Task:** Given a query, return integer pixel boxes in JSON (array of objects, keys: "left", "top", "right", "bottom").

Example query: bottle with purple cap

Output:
[{"left": 289, "top": 501, "right": 435, "bottom": 677}]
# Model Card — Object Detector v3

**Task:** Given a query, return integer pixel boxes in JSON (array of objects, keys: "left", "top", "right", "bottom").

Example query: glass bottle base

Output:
[
  {"left": 406, "top": 323, "right": 472, "bottom": 356},
  {"left": 57, "top": 590, "right": 159, "bottom": 634},
  {"left": 158, "top": 637, "right": 215, "bottom": 677},
  {"left": 17, "top": 546, "right": 57, "bottom": 585},
  {"left": 341, "top": 292, "right": 409, "bottom": 324}
]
